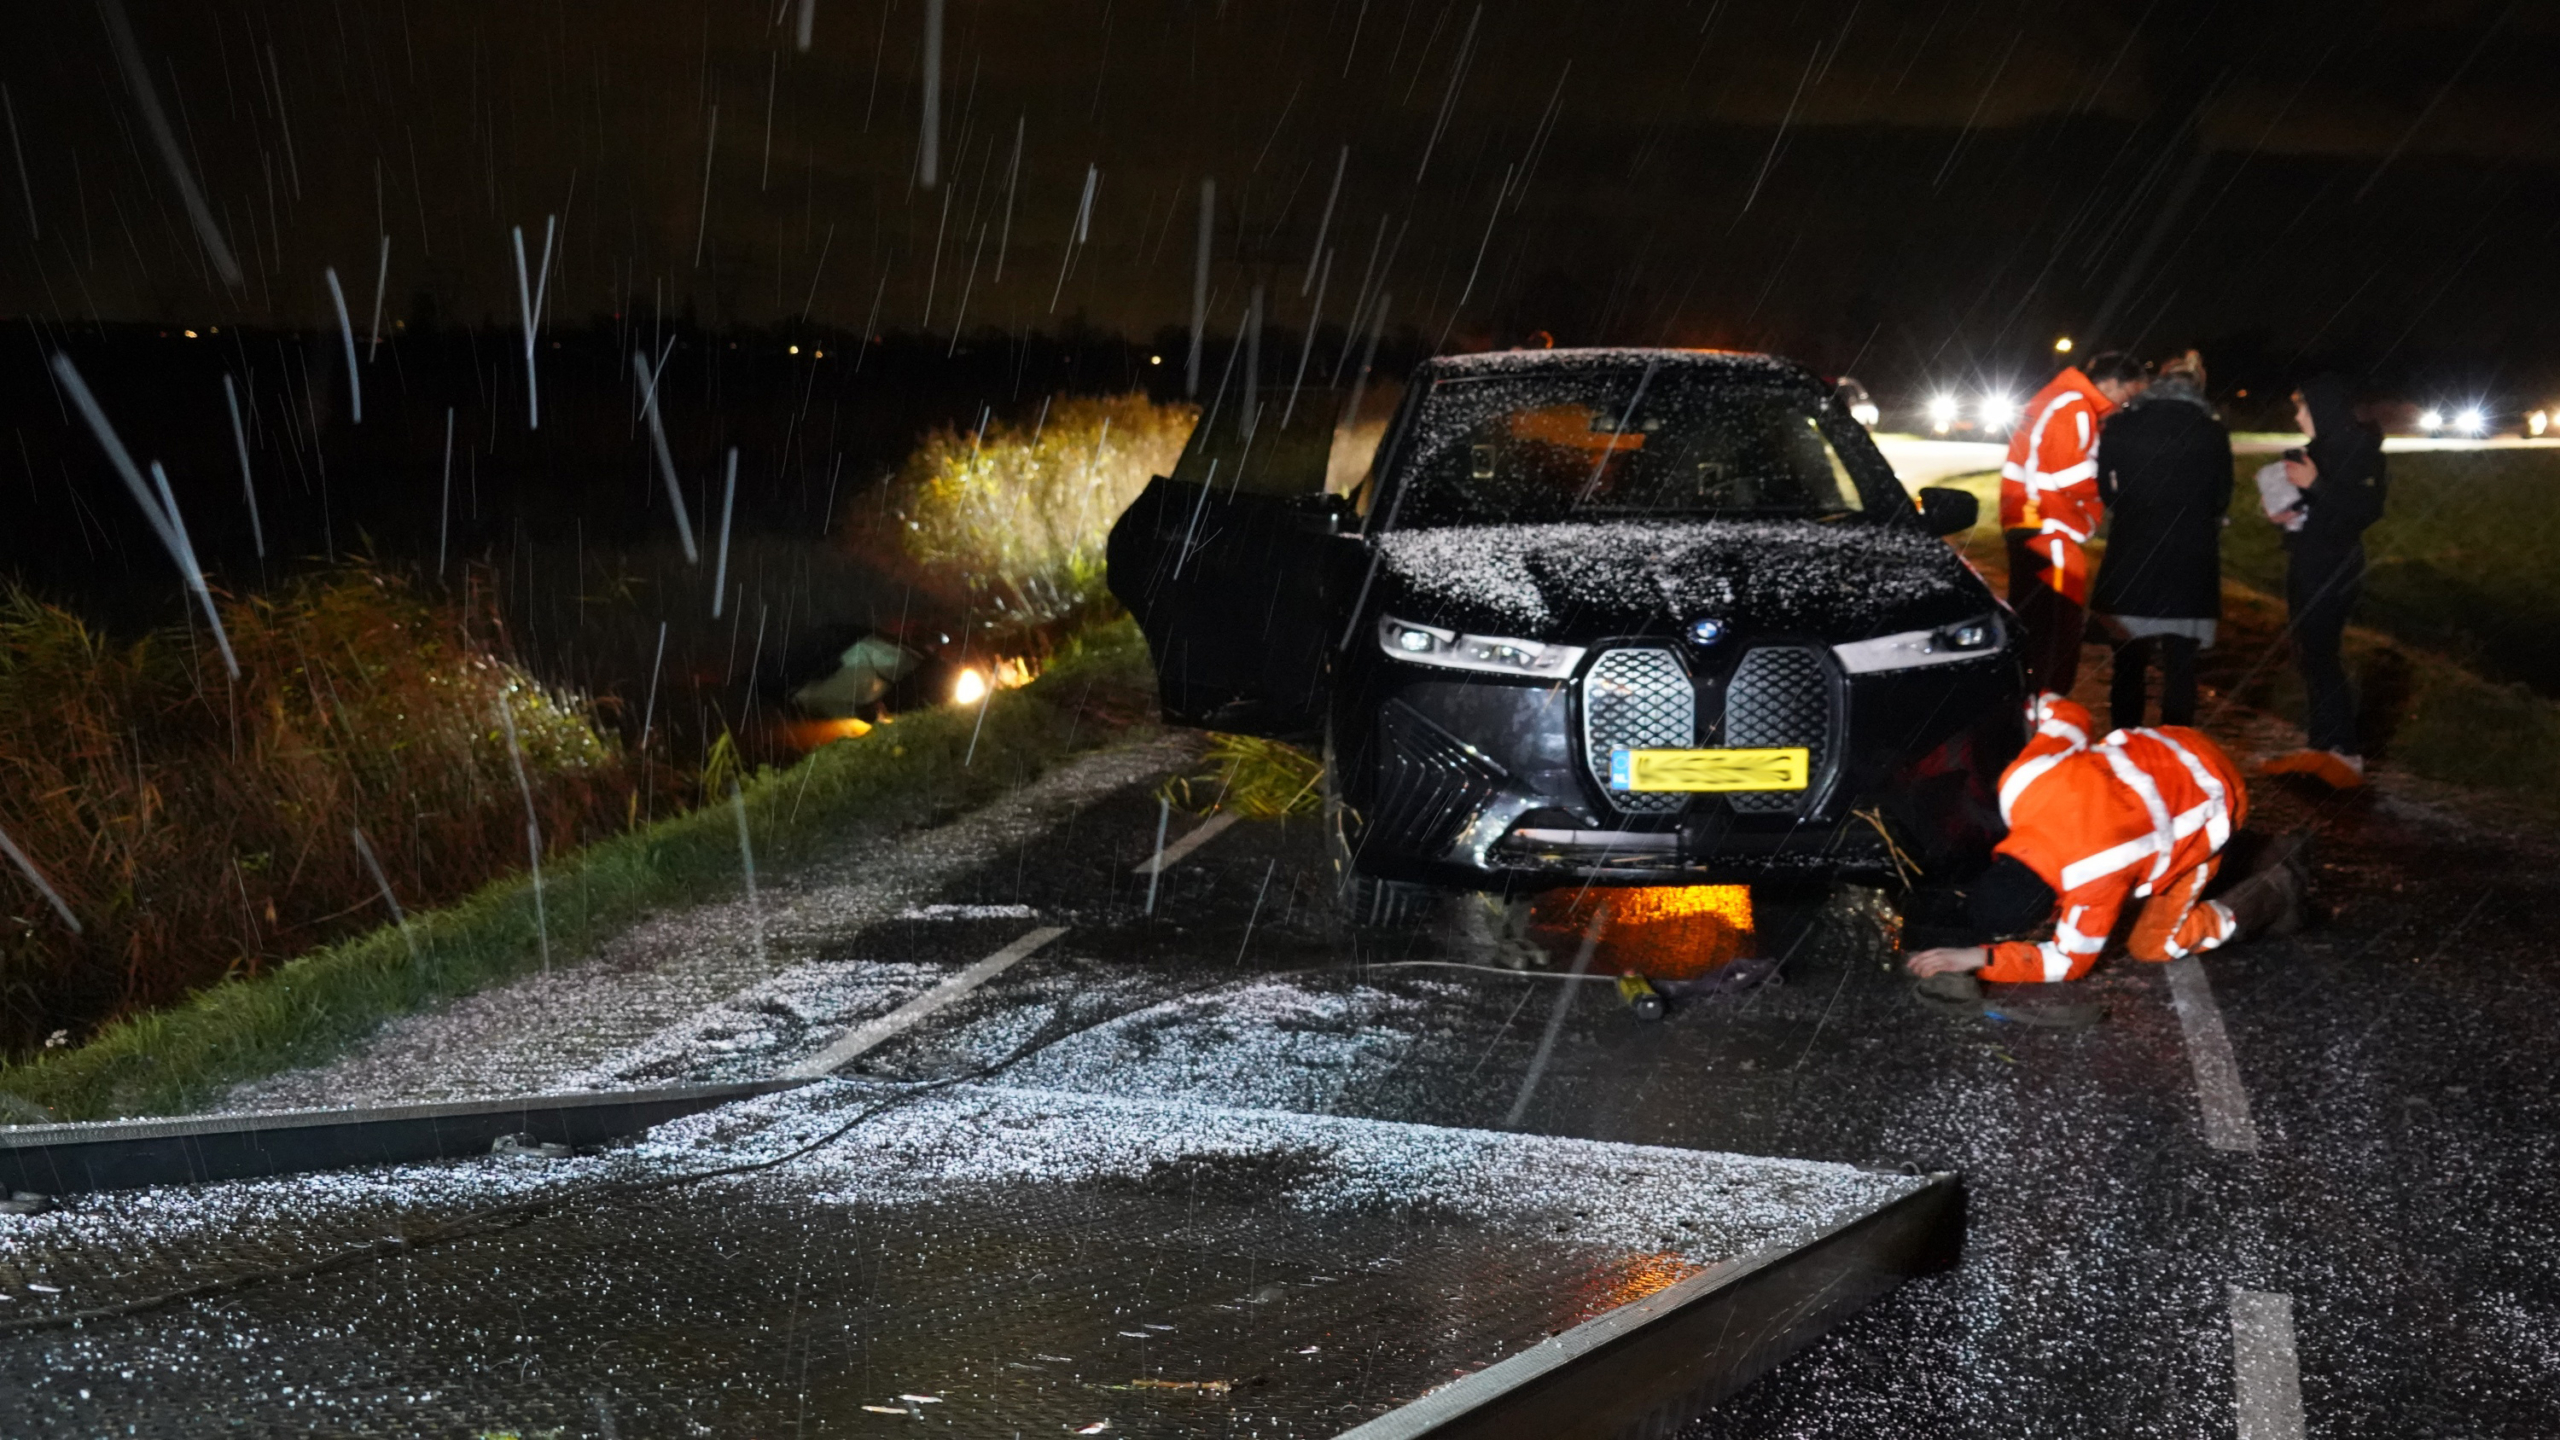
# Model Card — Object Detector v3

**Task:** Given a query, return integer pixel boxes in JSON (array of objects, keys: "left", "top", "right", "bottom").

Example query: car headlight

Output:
[
  {"left": 1831, "top": 615, "right": 2005, "bottom": 674},
  {"left": 1378, "top": 616, "right": 1586, "bottom": 677}
]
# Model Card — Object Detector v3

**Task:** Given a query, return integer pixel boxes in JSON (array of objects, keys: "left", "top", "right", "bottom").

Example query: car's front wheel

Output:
[{"left": 1322, "top": 727, "right": 1438, "bottom": 927}]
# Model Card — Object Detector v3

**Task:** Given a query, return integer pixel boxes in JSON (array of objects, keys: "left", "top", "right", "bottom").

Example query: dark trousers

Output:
[
  {"left": 2286, "top": 543, "right": 2363, "bottom": 754},
  {"left": 2110, "top": 635, "right": 2200, "bottom": 731},
  {"left": 2005, "top": 530, "right": 2084, "bottom": 696}
]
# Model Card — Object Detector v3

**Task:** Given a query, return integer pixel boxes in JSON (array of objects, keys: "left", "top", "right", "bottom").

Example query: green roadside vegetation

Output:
[
  {"left": 1919, "top": 453, "right": 2560, "bottom": 818},
  {"left": 0, "top": 390, "right": 1199, "bottom": 1121},
  {"left": 9, "top": 422, "right": 2545, "bottom": 1122},
  {"left": 2218, "top": 447, "right": 2560, "bottom": 695},
  {"left": 0, "top": 622, "right": 1155, "bottom": 1121}
]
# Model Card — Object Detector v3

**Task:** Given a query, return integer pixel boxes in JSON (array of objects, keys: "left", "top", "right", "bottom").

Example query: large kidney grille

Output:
[
  {"left": 1581, "top": 647, "right": 1693, "bottom": 815},
  {"left": 1723, "top": 645, "right": 1830, "bottom": 814},
  {"left": 1580, "top": 644, "right": 1830, "bottom": 816}
]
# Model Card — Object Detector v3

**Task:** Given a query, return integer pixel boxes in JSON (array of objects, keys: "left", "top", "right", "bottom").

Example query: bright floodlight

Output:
[
  {"left": 2455, "top": 407, "right": 2485, "bottom": 435},
  {"left": 1850, "top": 400, "right": 1881, "bottom": 427},
  {"left": 1926, "top": 394, "right": 1960, "bottom": 432},
  {"left": 952, "top": 668, "right": 988, "bottom": 705},
  {"left": 2531, "top": 410, "right": 2550, "bottom": 437},
  {"left": 1979, "top": 394, "right": 2018, "bottom": 429},
  {"left": 2053, "top": 336, "right": 2073, "bottom": 354},
  {"left": 2419, "top": 409, "right": 2444, "bottom": 432}
]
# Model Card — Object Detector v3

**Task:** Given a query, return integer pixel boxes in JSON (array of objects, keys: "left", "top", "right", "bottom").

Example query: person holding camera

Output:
[
  {"left": 2091, "top": 350, "right": 2231, "bottom": 730},
  {"left": 2258, "top": 374, "right": 2387, "bottom": 789}
]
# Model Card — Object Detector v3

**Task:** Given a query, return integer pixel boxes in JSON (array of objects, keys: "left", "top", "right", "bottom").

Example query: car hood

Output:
[{"left": 1369, "top": 519, "right": 1988, "bottom": 643}]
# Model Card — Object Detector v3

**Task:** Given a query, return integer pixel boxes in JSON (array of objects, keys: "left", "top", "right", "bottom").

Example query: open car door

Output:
[{"left": 1107, "top": 391, "right": 1353, "bottom": 742}]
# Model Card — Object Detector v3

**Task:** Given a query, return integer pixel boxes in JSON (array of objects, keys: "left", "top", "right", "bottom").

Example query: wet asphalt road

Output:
[
  {"left": 842, "top": 763, "right": 2560, "bottom": 1436},
  {"left": 8, "top": 735, "right": 2555, "bottom": 1434}
]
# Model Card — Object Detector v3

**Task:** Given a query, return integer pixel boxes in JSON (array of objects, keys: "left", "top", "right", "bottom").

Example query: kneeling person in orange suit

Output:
[{"left": 1907, "top": 695, "right": 2304, "bottom": 984}]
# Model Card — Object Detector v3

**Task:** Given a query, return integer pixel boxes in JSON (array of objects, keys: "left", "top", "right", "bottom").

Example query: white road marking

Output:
[
  {"left": 2165, "top": 957, "right": 2261, "bottom": 1152},
  {"left": 787, "top": 926, "right": 1068, "bottom": 1078},
  {"left": 1130, "top": 812, "right": 1239, "bottom": 875},
  {"left": 2230, "top": 1287, "right": 2308, "bottom": 1440}
]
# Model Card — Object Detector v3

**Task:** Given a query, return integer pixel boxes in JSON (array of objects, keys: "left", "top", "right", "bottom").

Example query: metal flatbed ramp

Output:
[
  {"left": 0, "top": 1080, "right": 805, "bottom": 1195},
  {"left": 0, "top": 1083, "right": 1957, "bottom": 1436}
]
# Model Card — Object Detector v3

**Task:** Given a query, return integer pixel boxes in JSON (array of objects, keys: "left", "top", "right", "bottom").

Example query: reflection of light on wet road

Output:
[{"left": 1532, "top": 884, "right": 1755, "bottom": 980}]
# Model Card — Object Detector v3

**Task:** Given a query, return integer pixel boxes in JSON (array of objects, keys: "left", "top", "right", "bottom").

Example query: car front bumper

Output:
[{"left": 1338, "top": 644, "right": 2019, "bottom": 892}]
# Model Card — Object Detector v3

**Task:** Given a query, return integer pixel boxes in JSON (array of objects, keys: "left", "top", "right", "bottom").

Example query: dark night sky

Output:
[{"left": 6, "top": 0, "right": 2558, "bottom": 401}]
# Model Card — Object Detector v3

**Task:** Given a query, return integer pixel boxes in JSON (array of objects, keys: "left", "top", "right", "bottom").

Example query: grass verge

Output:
[
  {"left": 1922, "top": 471, "right": 2560, "bottom": 819},
  {"left": 2219, "top": 446, "right": 2560, "bottom": 696},
  {"left": 0, "top": 620, "right": 1156, "bottom": 1121},
  {"left": 2201, "top": 583, "right": 2560, "bottom": 815}
]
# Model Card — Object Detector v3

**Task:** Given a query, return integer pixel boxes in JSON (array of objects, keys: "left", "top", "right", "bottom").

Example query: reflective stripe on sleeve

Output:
[
  {"left": 1999, "top": 749, "right": 2075, "bottom": 825},
  {"left": 2055, "top": 904, "right": 2107, "bottom": 954},
  {"left": 2023, "top": 457, "right": 2099, "bottom": 491},
  {"left": 2058, "top": 834, "right": 2160, "bottom": 892}
]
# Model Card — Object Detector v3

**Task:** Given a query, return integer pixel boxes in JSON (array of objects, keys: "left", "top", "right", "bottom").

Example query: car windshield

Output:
[{"left": 1375, "top": 366, "right": 1889, "bottom": 528}]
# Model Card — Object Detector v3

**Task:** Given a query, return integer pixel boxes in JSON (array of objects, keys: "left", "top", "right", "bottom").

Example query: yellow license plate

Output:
[{"left": 1609, "top": 747, "right": 1810, "bottom": 793}]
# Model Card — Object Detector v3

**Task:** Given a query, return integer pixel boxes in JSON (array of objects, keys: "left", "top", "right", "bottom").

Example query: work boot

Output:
[
  {"left": 2219, "top": 863, "right": 2305, "bottom": 941},
  {"left": 2268, "top": 830, "right": 2314, "bottom": 894}
]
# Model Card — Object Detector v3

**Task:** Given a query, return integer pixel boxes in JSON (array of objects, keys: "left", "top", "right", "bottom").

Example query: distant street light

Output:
[{"left": 2053, "top": 336, "right": 2073, "bottom": 354}]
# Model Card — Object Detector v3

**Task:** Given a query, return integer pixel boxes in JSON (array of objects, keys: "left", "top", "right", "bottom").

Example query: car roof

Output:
[{"left": 1413, "top": 347, "right": 1823, "bottom": 389}]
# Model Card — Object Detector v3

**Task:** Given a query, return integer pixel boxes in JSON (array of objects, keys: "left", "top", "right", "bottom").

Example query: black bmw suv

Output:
[{"left": 1108, "top": 348, "right": 2023, "bottom": 919}]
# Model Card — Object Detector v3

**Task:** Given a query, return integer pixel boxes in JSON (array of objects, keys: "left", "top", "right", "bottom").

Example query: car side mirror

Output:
[{"left": 1915, "top": 486, "right": 1978, "bottom": 538}]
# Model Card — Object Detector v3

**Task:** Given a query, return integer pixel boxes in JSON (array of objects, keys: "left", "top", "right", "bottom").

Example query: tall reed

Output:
[
  {"left": 883, "top": 393, "right": 1196, "bottom": 631},
  {"left": 0, "top": 569, "right": 630, "bottom": 1054}
]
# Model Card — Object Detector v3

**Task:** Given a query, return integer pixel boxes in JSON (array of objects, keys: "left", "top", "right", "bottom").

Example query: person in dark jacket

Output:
[
  {"left": 2092, "top": 350, "right": 2233, "bottom": 730},
  {"left": 2261, "top": 373, "right": 2388, "bottom": 789}
]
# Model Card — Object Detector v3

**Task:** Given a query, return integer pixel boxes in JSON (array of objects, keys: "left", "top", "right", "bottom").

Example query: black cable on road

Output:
[
  {"left": 0, "top": 938, "right": 1518, "bottom": 1337},
  {"left": 0, "top": 963, "right": 1264, "bottom": 1336}
]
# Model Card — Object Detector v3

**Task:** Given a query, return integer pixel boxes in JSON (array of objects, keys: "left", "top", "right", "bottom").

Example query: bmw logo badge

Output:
[{"left": 1687, "top": 617, "right": 1728, "bottom": 646}]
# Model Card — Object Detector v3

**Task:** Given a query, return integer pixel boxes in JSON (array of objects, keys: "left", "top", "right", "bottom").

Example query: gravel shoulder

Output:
[{"left": 219, "top": 733, "right": 1202, "bottom": 1112}]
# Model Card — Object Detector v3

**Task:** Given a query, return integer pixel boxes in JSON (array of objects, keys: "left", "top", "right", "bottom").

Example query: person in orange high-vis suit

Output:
[
  {"left": 2000, "top": 353, "right": 2149, "bottom": 695},
  {"left": 1906, "top": 695, "right": 2304, "bottom": 984}
]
